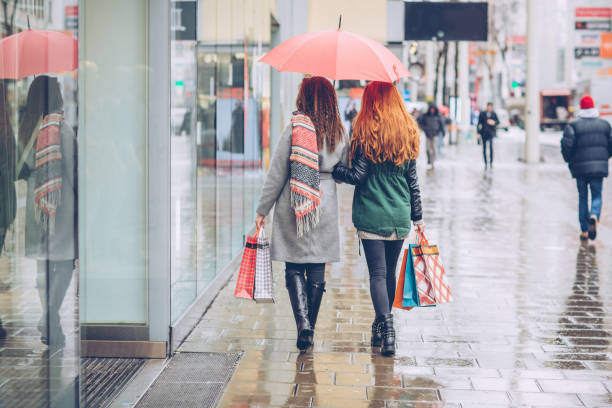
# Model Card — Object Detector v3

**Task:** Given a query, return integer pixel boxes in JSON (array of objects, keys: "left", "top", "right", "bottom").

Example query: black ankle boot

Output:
[
  {"left": 371, "top": 316, "right": 384, "bottom": 347},
  {"left": 306, "top": 281, "right": 326, "bottom": 345},
  {"left": 286, "top": 273, "right": 313, "bottom": 351},
  {"left": 381, "top": 313, "right": 395, "bottom": 356}
]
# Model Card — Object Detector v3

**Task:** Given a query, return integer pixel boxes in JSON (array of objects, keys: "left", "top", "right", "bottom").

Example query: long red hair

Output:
[{"left": 350, "top": 81, "right": 419, "bottom": 166}]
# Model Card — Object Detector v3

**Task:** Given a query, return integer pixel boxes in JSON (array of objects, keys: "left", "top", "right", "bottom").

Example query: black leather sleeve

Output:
[
  {"left": 332, "top": 148, "right": 369, "bottom": 185},
  {"left": 405, "top": 160, "right": 423, "bottom": 222}
]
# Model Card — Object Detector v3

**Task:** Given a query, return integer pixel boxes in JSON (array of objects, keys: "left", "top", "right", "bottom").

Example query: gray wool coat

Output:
[
  {"left": 23, "top": 122, "right": 77, "bottom": 261},
  {"left": 256, "top": 125, "right": 349, "bottom": 264}
]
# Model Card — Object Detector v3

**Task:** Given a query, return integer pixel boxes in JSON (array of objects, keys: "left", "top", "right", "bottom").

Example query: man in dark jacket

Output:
[
  {"left": 418, "top": 103, "right": 445, "bottom": 169},
  {"left": 561, "top": 95, "right": 612, "bottom": 241},
  {"left": 477, "top": 102, "right": 499, "bottom": 169}
]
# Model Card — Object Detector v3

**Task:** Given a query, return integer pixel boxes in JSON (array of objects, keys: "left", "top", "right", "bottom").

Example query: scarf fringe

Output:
[
  {"left": 34, "top": 189, "right": 61, "bottom": 234},
  {"left": 291, "top": 192, "right": 321, "bottom": 238}
]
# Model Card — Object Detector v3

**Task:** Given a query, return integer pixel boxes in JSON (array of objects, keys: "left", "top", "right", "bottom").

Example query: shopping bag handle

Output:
[
  {"left": 252, "top": 225, "right": 262, "bottom": 239},
  {"left": 415, "top": 230, "right": 429, "bottom": 246}
]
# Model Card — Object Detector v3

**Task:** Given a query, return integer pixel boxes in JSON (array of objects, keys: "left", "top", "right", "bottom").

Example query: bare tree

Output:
[
  {"left": 474, "top": 0, "right": 522, "bottom": 104},
  {"left": 442, "top": 42, "right": 450, "bottom": 105},
  {"left": 1, "top": 0, "right": 19, "bottom": 36},
  {"left": 433, "top": 42, "right": 448, "bottom": 105}
]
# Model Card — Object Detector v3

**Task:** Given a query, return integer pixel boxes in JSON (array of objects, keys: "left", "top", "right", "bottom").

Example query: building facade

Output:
[{"left": 0, "top": 1, "right": 393, "bottom": 406}]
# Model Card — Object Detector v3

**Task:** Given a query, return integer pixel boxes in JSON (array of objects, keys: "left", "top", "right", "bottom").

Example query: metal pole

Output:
[
  {"left": 425, "top": 41, "right": 435, "bottom": 101},
  {"left": 459, "top": 41, "right": 470, "bottom": 142},
  {"left": 525, "top": 0, "right": 540, "bottom": 164}
]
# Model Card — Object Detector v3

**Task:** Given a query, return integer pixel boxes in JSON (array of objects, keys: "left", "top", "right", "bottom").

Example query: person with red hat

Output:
[{"left": 561, "top": 94, "right": 612, "bottom": 241}]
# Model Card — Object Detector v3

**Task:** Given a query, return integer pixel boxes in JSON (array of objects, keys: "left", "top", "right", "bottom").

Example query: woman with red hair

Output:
[{"left": 333, "top": 81, "right": 424, "bottom": 356}]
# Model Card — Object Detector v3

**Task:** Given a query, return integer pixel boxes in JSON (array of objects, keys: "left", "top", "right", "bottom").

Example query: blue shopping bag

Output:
[{"left": 402, "top": 244, "right": 420, "bottom": 307}]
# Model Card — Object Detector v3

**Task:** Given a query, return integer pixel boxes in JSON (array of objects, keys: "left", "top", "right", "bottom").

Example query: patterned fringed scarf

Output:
[
  {"left": 34, "top": 113, "right": 63, "bottom": 233},
  {"left": 290, "top": 112, "right": 321, "bottom": 237}
]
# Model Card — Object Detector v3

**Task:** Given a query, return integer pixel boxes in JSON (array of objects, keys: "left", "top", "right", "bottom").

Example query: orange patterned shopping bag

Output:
[{"left": 393, "top": 248, "right": 414, "bottom": 311}]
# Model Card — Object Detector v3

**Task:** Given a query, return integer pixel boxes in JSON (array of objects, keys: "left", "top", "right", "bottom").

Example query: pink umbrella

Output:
[
  {"left": 0, "top": 30, "right": 77, "bottom": 79},
  {"left": 259, "top": 29, "right": 410, "bottom": 83}
]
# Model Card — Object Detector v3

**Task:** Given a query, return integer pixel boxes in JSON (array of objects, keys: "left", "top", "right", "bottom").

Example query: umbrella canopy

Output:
[
  {"left": 259, "top": 29, "right": 410, "bottom": 83},
  {"left": 0, "top": 30, "right": 77, "bottom": 79}
]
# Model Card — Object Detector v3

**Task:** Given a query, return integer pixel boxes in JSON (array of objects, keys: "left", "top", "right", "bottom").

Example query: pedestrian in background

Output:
[
  {"left": 418, "top": 103, "right": 445, "bottom": 169},
  {"left": 477, "top": 102, "right": 499, "bottom": 169},
  {"left": 344, "top": 99, "right": 358, "bottom": 137},
  {"left": 561, "top": 95, "right": 612, "bottom": 242},
  {"left": 333, "top": 81, "right": 424, "bottom": 357},
  {"left": 255, "top": 77, "right": 348, "bottom": 351}
]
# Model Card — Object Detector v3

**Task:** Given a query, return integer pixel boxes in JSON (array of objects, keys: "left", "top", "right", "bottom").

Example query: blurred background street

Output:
[{"left": 181, "top": 132, "right": 612, "bottom": 408}]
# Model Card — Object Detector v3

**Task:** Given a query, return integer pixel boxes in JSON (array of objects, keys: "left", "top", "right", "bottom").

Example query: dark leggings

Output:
[
  {"left": 361, "top": 239, "right": 404, "bottom": 317},
  {"left": 482, "top": 137, "right": 493, "bottom": 165},
  {"left": 285, "top": 262, "right": 326, "bottom": 286}
]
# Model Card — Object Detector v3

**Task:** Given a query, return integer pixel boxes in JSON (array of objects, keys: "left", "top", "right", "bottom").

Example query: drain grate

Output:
[
  {"left": 81, "top": 357, "right": 145, "bottom": 408},
  {"left": 136, "top": 352, "right": 242, "bottom": 408}
]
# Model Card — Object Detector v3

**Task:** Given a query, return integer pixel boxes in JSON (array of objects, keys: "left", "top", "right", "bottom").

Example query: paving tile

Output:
[
  {"left": 578, "top": 392, "right": 612, "bottom": 407},
  {"left": 439, "top": 389, "right": 510, "bottom": 404},
  {"left": 312, "top": 397, "right": 384, "bottom": 408},
  {"left": 366, "top": 386, "right": 440, "bottom": 401},
  {"left": 295, "top": 384, "right": 367, "bottom": 400},
  {"left": 471, "top": 377, "right": 540, "bottom": 392},
  {"left": 509, "top": 391, "right": 584, "bottom": 407},
  {"left": 537, "top": 379, "right": 608, "bottom": 394},
  {"left": 334, "top": 372, "right": 374, "bottom": 386}
]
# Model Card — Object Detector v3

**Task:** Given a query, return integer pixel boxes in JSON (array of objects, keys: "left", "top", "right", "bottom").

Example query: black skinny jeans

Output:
[
  {"left": 482, "top": 137, "right": 493, "bottom": 166},
  {"left": 361, "top": 239, "right": 404, "bottom": 317},
  {"left": 285, "top": 262, "right": 325, "bottom": 286}
]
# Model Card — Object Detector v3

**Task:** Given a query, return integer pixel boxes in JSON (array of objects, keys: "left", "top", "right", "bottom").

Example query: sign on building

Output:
[
  {"left": 404, "top": 2, "right": 488, "bottom": 41},
  {"left": 171, "top": 1, "right": 197, "bottom": 41},
  {"left": 572, "top": 5, "right": 612, "bottom": 81}
]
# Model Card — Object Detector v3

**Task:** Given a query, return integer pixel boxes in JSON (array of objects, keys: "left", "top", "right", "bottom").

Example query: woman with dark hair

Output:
[
  {"left": 17, "top": 75, "right": 77, "bottom": 347},
  {"left": 333, "top": 81, "right": 424, "bottom": 356},
  {"left": 254, "top": 76, "right": 348, "bottom": 351}
]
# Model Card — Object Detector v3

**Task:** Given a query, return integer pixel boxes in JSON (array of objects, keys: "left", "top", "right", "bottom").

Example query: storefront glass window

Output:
[
  {"left": 171, "top": 0, "right": 267, "bottom": 323},
  {"left": 0, "top": 2, "right": 79, "bottom": 407}
]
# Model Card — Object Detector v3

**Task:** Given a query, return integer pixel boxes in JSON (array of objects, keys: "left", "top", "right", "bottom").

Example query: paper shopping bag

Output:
[
  {"left": 400, "top": 244, "right": 422, "bottom": 308},
  {"left": 234, "top": 227, "right": 259, "bottom": 299},
  {"left": 419, "top": 233, "right": 452, "bottom": 304},
  {"left": 393, "top": 248, "right": 414, "bottom": 310},
  {"left": 411, "top": 244, "right": 437, "bottom": 306},
  {"left": 254, "top": 229, "right": 275, "bottom": 303}
]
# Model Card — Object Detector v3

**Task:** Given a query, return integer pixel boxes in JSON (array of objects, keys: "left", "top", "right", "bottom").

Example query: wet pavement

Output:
[{"left": 180, "top": 132, "right": 612, "bottom": 407}]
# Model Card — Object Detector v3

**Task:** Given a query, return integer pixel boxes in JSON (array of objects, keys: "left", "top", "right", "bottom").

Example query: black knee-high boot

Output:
[
  {"left": 286, "top": 273, "right": 313, "bottom": 351},
  {"left": 381, "top": 313, "right": 396, "bottom": 356},
  {"left": 306, "top": 281, "right": 326, "bottom": 345}
]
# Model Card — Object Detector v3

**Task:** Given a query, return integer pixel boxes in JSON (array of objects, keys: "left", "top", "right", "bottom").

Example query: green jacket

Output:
[{"left": 332, "top": 151, "right": 423, "bottom": 237}]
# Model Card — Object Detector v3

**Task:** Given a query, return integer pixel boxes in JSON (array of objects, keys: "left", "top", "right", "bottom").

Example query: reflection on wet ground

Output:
[{"left": 181, "top": 135, "right": 612, "bottom": 407}]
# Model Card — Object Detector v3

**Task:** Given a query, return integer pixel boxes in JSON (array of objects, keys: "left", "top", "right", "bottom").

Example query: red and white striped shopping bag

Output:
[
  {"left": 413, "top": 232, "right": 452, "bottom": 305},
  {"left": 234, "top": 227, "right": 260, "bottom": 299}
]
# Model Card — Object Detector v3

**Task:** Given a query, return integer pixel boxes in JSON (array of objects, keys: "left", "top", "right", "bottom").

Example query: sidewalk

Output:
[{"left": 180, "top": 135, "right": 612, "bottom": 408}]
